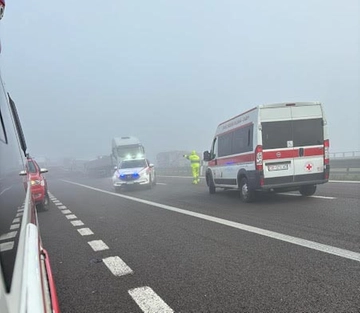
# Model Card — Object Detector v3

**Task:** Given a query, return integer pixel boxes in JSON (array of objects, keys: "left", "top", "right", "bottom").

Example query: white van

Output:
[{"left": 203, "top": 102, "right": 330, "bottom": 202}]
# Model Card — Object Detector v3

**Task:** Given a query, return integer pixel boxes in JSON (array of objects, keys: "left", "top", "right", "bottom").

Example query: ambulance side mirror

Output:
[{"left": 203, "top": 151, "right": 211, "bottom": 161}]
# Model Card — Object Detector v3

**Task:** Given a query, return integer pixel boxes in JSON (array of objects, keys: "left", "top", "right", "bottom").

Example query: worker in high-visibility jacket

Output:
[{"left": 183, "top": 150, "right": 201, "bottom": 184}]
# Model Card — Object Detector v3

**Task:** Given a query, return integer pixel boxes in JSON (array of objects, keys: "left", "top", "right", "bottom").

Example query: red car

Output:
[{"left": 20, "top": 157, "right": 50, "bottom": 211}]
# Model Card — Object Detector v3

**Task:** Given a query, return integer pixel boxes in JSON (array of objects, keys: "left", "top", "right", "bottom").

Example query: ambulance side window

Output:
[{"left": 211, "top": 137, "right": 218, "bottom": 159}]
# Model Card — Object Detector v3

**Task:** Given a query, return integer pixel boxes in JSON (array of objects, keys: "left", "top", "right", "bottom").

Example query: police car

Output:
[{"left": 112, "top": 158, "right": 156, "bottom": 191}]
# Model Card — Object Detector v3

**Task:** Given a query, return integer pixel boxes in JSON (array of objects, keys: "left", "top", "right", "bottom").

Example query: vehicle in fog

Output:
[
  {"left": 84, "top": 155, "right": 112, "bottom": 177},
  {"left": 0, "top": 2, "right": 60, "bottom": 312},
  {"left": 203, "top": 102, "right": 330, "bottom": 202},
  {"left": 19, "top": 157, "right": 50, "bottom": 211},
  {"left": 111, "top": 136, "right": 146, "bottom": 166},
  {"left": 112, "top": 157, "right": 156, "bottom": 191}
]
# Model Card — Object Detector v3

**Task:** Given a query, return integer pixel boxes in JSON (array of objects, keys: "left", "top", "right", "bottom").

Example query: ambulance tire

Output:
[
  {"left": 299, "top": 184, "right": 316, "bottom": 196},
  {"left": 207, "top": 175, "right": 216, "bottom": 194},
  {"left": 239, "top": 177, "right": 255, "bottom": 203}
]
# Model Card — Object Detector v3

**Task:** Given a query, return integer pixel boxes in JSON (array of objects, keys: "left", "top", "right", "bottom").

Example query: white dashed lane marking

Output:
[
  {"left": 71, "top": 220, "right": 84, "bottom": 227},
  {"left": 77, "top": 228, "right": 94, "bottom": 236},
  {"left": 10, "top": 224, "right": 20, "bottom": 230},
  {"left": 88, "top": 240, "right": 109, "bottom": 252},
  {"left": 61, "top": 210, "right": 72, "bottom": 214},
  {"left": 12, "top": 218, "right": 20, "bottom": 224},
  {"left": 103, "top": 256, "right": 133, "bottom": 277},
  {"left": 0, "top": 231, "right": 18, "bottom": 241},
  {"left": 0, "top": 242, "right": 14, "bottom": 252},
  {"left": 58, "top": 205, "right": 67, "bottom": 209},
  {"left": 66, "top": 214, "right": 77, "bottom": 220},
  {"left": 129, "top": 286, "right": 174, "bottom": 313}
]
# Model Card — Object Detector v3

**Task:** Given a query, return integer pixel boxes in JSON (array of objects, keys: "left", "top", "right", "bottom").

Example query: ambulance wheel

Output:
[
  {"left": 207, "top": 175, "right": 216, "bottom": 194},
  {"left": 239, "top": 177, "right": 255, "bottom": 203},
  {"left": 299, "top": 185, "right": 316, "bottom": 196}
]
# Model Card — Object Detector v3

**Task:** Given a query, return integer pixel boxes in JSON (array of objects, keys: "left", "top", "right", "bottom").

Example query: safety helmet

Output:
[{"left": 191, "top": 150, "right": 196, "bottom": 155}]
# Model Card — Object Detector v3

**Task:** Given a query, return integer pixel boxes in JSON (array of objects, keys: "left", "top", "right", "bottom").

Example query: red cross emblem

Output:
[{"left": 305, "top": 163, "right": 313, "bottom": 171}]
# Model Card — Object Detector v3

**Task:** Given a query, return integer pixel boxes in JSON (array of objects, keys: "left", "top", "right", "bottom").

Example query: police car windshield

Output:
[{"left": 120, "top": 159, "right": 147, "bottom": 169}]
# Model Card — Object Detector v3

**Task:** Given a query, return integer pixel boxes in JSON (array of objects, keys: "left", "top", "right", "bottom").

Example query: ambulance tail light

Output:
[
  {"left": 255, "top": 145, "right": 263, "bottom": 171},
  {"left": 323, "top": 140, "right": 330, "bottom": 165}
]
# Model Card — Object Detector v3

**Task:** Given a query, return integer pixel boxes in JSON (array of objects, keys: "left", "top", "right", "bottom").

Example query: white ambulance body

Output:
[{"left": 203, "top": 102, "right": 330, "bottom": 202}]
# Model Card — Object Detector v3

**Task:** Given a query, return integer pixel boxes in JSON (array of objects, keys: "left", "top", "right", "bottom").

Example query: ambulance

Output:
[{"left": 203, "top": 102, "right": 330, "bottom": 202}]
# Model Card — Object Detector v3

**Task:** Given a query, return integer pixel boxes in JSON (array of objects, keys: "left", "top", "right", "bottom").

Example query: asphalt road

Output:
[{"left": 38, "top": 171, "right": 360, "bottom": 313}]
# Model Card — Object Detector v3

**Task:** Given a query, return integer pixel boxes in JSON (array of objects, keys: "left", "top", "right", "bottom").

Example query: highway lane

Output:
[{"left": 38, "top": 173, "right": 360, "bottom": 312}]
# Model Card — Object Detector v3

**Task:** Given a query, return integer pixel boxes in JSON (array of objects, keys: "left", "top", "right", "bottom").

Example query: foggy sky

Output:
[{"left": 1, "top": 0, "right": 359, "bottom": 161}]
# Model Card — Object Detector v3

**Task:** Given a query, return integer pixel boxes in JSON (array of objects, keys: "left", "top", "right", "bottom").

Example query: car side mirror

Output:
[
  {"left": 40, "top": 168, "right": 48, "bottom": 174},
  {"left": 114, "top": 166, "right": 118, "bottom": 170},
  {"left": 203, "top": 151, "right": 211, "bottom": 162},
  {"left": 149, "top": 163, "right": 154, "bottom": 168},
  {"left": 19, "top": 170, "right": 27, "bottom": 176}
]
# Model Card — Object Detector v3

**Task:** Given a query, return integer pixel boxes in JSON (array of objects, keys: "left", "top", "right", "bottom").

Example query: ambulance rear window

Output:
[
  {"left": 262, "top": 121, "right": 292, "bottom": 149},
  {"left": 292, "top": 118, "right": 323, "bottom": 147},
  {"left": 262, "top": 118, "right": 324, "bottom": 149}
]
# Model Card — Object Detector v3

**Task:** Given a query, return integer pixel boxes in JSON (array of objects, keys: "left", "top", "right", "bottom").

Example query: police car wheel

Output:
[
  {"left": 148, "top": 175, "right": 153, "bottom": 189},
  {"left": 299, "top": 185, "right": 316, "bottom": 196}
]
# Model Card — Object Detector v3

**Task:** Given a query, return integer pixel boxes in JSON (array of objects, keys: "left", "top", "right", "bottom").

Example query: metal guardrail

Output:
[{"left": 330, "top": 151, "right": 360, "bottom": 158}]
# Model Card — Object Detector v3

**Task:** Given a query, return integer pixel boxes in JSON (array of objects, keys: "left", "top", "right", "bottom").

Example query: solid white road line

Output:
[
  {"left": 88, "top": 240, "right": 109, "bottom": 252},
  {"left": 0, "top": 187, "right": 12, "bottom": 196},
  {"left": 329, "top": 180, "right": 360, "bottom": 184},
  {"left": 129, "top": 286, "right": 174, "bottom": 313},
  {"left": 0, "top": 242, "right": 14, "bottom": 252},
  {"left": 102, "top": 256, "right": 133, "bottom": 276},
  {"left": 71, "top": 220, "right": 84, "bottom": 226},
  {"left": 66, "top": 214, "right": 77, "bottom": 220},
  {"left": 10, "top": 224, "right": 20, "bottom": 230},
  {"left": 62, "top": 180, "right": 360, "bottom": 263},
  {"left": 277, "top": 193, "right": 336, "bottom": 200},
  {"left": 58, "top": 205, "right": 67, "bottom": 209},
  {"left": 77, "top": 228, "right": 94, "bottom": 236},
  {"left": 0, "top": 231, "right": 18, "bottom": 241},
  {"left": 61, "top": 209, "right": 72, "bottom": 214}
]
